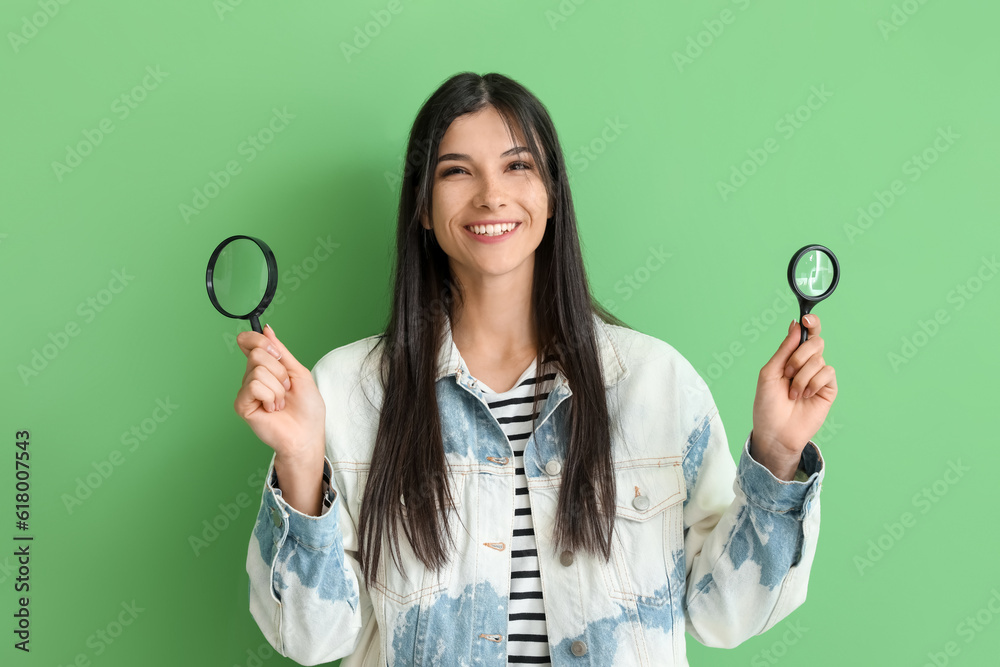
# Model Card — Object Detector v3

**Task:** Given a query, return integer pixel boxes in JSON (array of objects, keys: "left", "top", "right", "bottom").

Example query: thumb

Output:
[
  {"left": 263, "top": 324, "right": 309, "bottom": 376},
  {"left": 761, "top": 319, "right": 800, "bottom": 377}
]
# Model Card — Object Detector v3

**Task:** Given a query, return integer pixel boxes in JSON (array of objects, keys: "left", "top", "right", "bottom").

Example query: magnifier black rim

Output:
[
  {"left": 787, "top": 243, "right": 840, "bottom": 302},
  {"left": 206, "top": 235, "right": 278, "bottom": 320}
]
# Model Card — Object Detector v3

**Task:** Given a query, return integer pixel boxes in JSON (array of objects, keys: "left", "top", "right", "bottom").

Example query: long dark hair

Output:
[{"left": 358, "top": 71, "right": 630, "bottom": 586}]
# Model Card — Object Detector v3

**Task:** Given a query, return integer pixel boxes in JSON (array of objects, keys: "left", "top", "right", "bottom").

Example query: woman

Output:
[{"left": 237, "top": 72, "right": 834, "bottom": 666}]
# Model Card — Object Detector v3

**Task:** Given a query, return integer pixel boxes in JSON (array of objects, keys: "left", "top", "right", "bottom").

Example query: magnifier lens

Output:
[
  {"left": 213, "top": 239, "right": 269, "bottom": 317},
  {"left": 206, "top": 235, "right": 278, "bottom": 333},
  {"left": 794, "top": 249, "right": 835, "bottom": 298}
]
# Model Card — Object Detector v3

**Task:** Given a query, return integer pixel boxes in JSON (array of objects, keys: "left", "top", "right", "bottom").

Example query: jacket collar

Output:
[{"left": 434, "top": 312, "right": 628, "bottom": 389}]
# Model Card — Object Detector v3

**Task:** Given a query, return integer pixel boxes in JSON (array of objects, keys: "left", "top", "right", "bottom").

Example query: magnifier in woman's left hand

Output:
[
  {"left": 206, "top": 235, "right": 278, "bottom": 333},
  {"left": 787, "top": 244, "right": 840, "bottom": 348}
]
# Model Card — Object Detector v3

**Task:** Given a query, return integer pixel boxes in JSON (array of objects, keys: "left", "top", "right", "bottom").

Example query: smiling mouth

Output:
[{"left": 465, "top": 222, "right": 520, "bottom": 237}]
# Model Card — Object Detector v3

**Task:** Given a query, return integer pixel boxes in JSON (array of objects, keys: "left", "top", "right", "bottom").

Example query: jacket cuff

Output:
[
  {"left": 264, "top": 455, "right": 341, "bottom": 550},
  {"left": 737, "top": 433, "right": 824, "bottom": 513}
]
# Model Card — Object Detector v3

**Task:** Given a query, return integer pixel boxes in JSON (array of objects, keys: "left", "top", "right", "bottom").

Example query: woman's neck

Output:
[{"left": 449, "top": 264, "right": 537, "bottom": 369}]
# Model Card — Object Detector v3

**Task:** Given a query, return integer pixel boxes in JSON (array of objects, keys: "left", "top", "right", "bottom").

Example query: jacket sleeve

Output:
[
  {"left": 246, "top": 451, "right": 375, "bottom": 665},
  {"left": 681, "top": 403, "right": 825, "bottom": 648}
]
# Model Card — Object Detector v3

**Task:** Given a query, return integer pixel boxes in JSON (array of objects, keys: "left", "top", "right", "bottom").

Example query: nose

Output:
[{"left": 473, "top": 172, "right": 506, "bottom": 210}]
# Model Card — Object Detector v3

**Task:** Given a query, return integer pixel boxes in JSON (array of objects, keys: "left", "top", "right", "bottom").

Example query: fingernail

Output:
[
  {"left": 789, "top": 319, "right": 796, "bottom": 332},
  {"left": 803, "top": 388, "right": 814, "bottom": 399},
  {"left": 267, "top": 345, "right": 282, "bottom": 360},
  {"left": 283, "top": 378, "right": 291, "bottom": 391},
  {"left": 802, "top": 314, "right": 813, "bottom": 326},
  {"left": 265, "top": 323, "right": 274, "bottom": 334},
  {"left": 789, "top": 388, "right": 799, "bottom": 400},
  {"left": 278, "top": 399, "right": 285, "bottom": 411},
  {"left": 784, "top": 365, "right": 794, "bottom": 377}
]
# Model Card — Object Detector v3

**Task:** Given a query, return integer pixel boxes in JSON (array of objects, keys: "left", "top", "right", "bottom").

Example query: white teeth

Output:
[{"left": 469, "top": 223, "right": 515, "bottom": 236}]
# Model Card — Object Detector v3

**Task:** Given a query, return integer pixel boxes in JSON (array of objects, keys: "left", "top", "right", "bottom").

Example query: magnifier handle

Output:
[
  {"left": 797, "top": 306, "right": 811, "bottom": 348},
  {"left": 250, "top": 313, "right": 263, "bottom": 334}
]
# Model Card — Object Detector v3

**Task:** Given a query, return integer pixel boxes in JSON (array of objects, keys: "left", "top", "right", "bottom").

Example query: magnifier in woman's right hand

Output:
[
  {"left": 206, "top": 235, "right": 278, "bottom": 333},
  {"left": 787, "top": 244, "right": 840, "bottom": 348}
]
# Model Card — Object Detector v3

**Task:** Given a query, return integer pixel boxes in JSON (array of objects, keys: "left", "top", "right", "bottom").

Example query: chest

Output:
[{"left": 461, "top": 353, "right": 537, "bottom": 394}]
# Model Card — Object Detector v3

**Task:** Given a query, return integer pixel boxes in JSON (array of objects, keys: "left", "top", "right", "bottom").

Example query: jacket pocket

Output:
[
  {"left": 605, "top": 462, "right": 686, "bottom": 608},
  {"left": 371, "top": 471, "right": 466, "bottom": 606}
]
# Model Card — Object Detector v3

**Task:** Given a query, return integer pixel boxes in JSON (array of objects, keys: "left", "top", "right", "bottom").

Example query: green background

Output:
[{"left": 3, "top": 0, "right": 998, "bottom": 665}]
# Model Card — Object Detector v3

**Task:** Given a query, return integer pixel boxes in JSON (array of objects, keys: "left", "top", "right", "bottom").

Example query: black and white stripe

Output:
[{"left": 478, "top": 357, "right": 557, "bottom": 665}]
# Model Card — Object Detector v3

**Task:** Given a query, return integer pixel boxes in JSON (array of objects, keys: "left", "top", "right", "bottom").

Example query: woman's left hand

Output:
[{"left": 750, "top": 314, "right": 838, "bottom": 481}]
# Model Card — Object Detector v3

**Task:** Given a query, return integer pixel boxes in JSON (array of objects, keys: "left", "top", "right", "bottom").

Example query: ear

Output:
[{"left": 415, "top": 186, "right": 431, "bottom": 230}]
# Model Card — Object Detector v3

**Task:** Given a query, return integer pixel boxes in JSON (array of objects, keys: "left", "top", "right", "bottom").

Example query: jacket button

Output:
[
  {"left": 560, "top": 550, "right": 574, "bottom": 567},
  {"left": 632, "top": 495, "right": 650, "bottom": 511},
  {"left": 545, "top": 460, "right": 562, "bottom": 476},
  {"left": 271, "top": 507, "right": 283, "bottom": 528},
  {"left": 571, "top": 640, "right": 588, "bottom": 656}
]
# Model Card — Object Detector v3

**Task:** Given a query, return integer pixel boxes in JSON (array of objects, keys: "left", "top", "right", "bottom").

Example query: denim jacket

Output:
[{"left": 246, "top": 314, "right": 825, "bottom": 666}]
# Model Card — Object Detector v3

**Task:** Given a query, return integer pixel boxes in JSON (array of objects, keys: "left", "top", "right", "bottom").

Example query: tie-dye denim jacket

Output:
[{"left": 246, "top": 314, "right": 825, "bottom": 666}]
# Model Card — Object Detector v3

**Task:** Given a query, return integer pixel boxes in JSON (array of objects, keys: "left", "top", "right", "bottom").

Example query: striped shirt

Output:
[{"left": 474, "top": 356, "right": 557, "bottom": 665}]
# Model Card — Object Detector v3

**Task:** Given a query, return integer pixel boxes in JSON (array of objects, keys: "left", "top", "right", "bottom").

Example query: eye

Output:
[{"left": 439, "top": 161, "right": 533, "bottom": 177}]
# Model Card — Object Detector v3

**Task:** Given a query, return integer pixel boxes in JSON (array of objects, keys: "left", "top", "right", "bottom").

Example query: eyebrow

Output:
[{"left": 436, "top": 146, "right": 531, "bottom": 163}]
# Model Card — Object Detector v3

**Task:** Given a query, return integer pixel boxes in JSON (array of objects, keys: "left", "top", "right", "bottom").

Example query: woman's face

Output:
[{"left": 421, "top": 106, "right": 553, "bottom": 288}]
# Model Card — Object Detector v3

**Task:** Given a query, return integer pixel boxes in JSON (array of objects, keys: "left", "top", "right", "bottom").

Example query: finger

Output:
[
  {"left": 242, "top": 346, "right": 292, "bottom": 391},
  {"left": 783, "top": 335, "right": 824, "bottom": 378},
  {"left": 761, "top": 319, "right": 801, "bottom": 378},
  {"left": 237, "top": 330, "right": 279, "bottom": 359},
  {"left": 789, "top": 354, "right": 826, "bottom": 399},
  {"left": 238, "top": 378, "right": 278, "bottom": 415},
  {"left": 262, "top": 324, "right": 310, "bottom": 376},
  {"left": 803, "top": 365, "right": 837, "bottom": 400},
  {"left": 802, "top": 313, "right": 822, "bottom": 338},
  {"left": 244, "top": 365, "right": 286, "bottom": 409}
]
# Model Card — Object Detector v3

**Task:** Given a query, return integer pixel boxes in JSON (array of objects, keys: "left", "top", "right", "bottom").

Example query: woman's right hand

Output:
[{"left": 234, "top": 324, "right": 326, "bottom": 465}]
